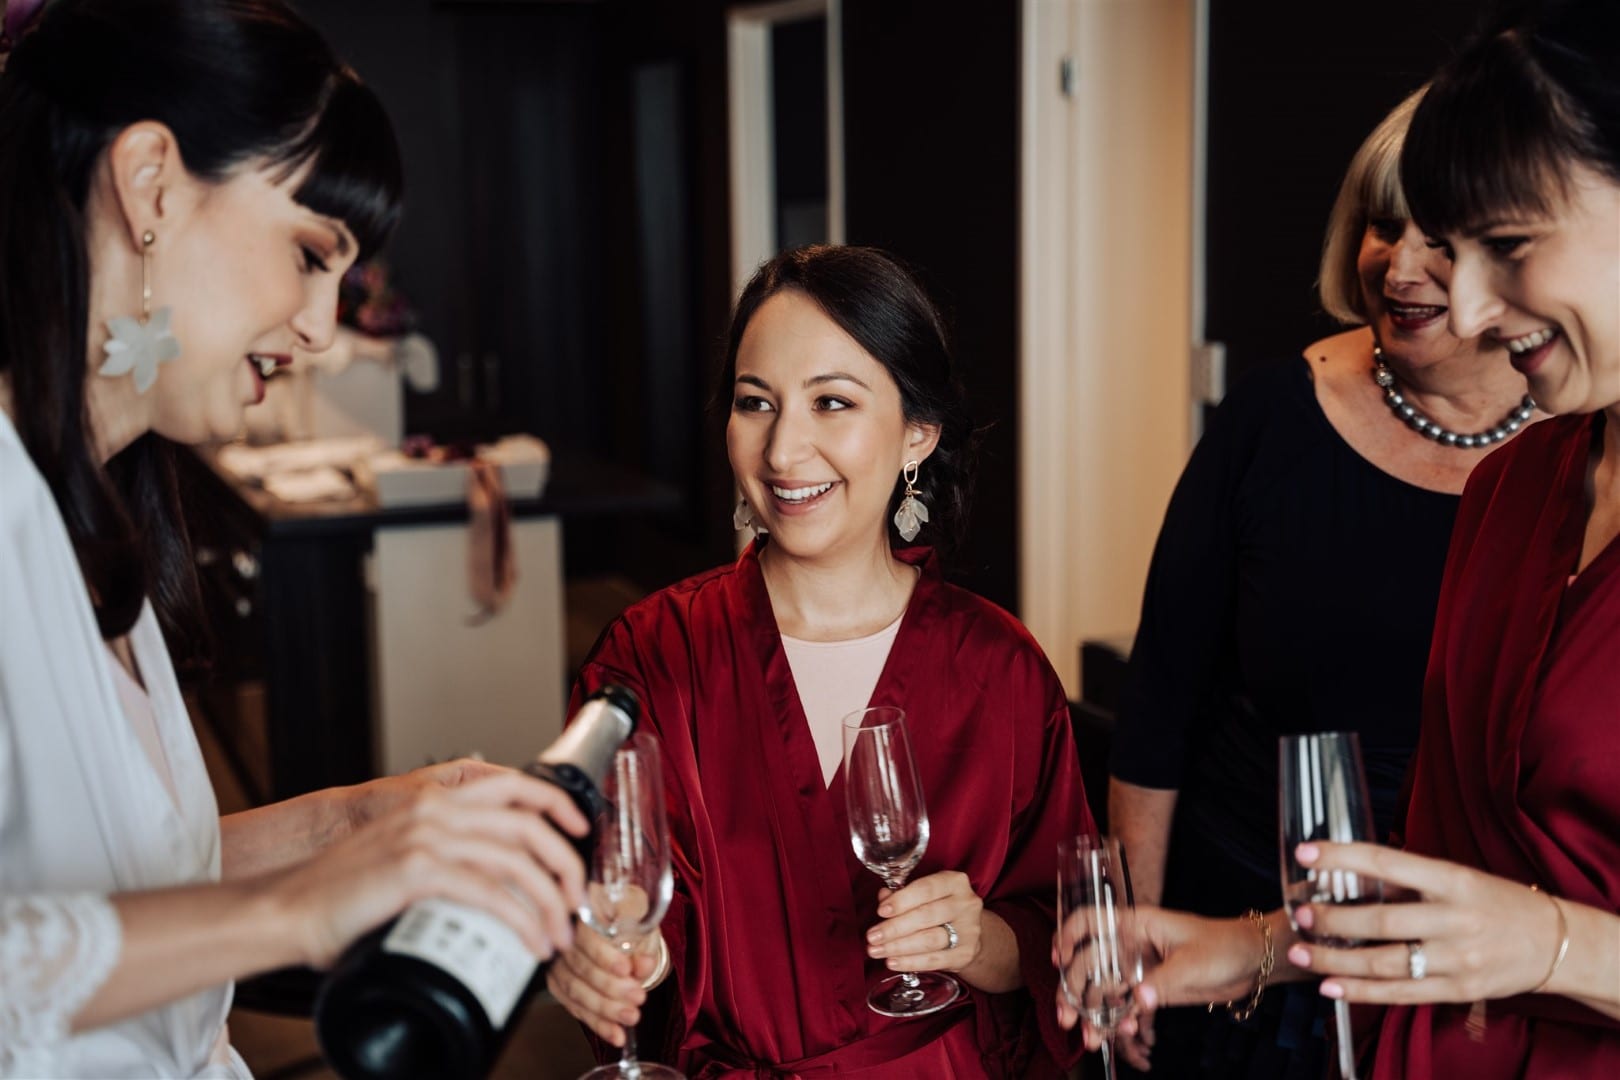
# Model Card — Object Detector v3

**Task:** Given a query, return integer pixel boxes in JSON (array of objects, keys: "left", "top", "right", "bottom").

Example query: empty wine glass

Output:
[
  {"left": 1280, "top": 731, "right": 1382, "bottom": 1080},
  {"left": 577, "top": 733, "right": 682, "bottom": 1080},
  {"left": 842, "top": 707, "right": 962, "bottom": 1018},
  {"left": 1055, "top": 835, "right": 1141, "bottom": 1080}
]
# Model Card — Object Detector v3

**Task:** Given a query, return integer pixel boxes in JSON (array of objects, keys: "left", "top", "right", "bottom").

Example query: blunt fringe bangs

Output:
[
  {"left": 1402, "top": 1, "right": 1620, "bottom": 238},
  {"left": 273, "top": 75, "right": 405, "bottom": 261}
]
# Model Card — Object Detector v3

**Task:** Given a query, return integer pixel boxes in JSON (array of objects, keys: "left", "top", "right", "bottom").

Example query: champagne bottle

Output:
[{"left": 313, "top": 685, "right": 640, "bottom": 1080}]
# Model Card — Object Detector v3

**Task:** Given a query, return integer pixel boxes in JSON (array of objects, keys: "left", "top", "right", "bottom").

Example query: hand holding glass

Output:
[
  {"left": 842, "top": 707, "right": 962, "bottom": 1018},
  {"left": 1056, "top": 835, "right": 1142, "bottom": 1080},
  {"left": 577, "top": 733, "right": 682, "bottom": 1080},
  {"left": 1280, "top": 732, "right": 1382, "bottom": 1080}
]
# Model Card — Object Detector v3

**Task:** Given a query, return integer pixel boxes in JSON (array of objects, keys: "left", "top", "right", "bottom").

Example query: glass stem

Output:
[
  {"left": 1100, "top": 1032, "right": 1118, "bottom": 1080},
  {"left": 617, "top": 940, "right": 643, "bottom": 1079},
  {"left": 1334, "top": 998, "right": 1358, "bottom": 1079},
  {"left": 618, "top": 1024, "right": 640, "bottom": 1079},
  {"left": 884, "top": 874, "right": 924, "bottom": 991}
]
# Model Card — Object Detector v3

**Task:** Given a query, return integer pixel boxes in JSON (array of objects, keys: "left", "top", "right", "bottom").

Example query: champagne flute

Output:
[
  {"left": 842, "top": 707, "right": 962, "bottom": 1018},
  {"left": 577, "top": 733, "right": 683, "bottom": 1080},
  {"left": 1279, "top": 732, "right": 1382, "bottom": 1080},
  {"left": 1055, "top": 835, "right": 1141, "bottom": 1080}
]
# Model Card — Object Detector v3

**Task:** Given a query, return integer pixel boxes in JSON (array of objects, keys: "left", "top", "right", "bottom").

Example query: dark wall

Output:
[
  {"left": 842, "top": 2, "right": 1022, "bottom": 613},
  {"left": 1205, "top": 0, "right": 1492, "bottom": 389},
  {"left": 303, "top": 0, "right": 734, "bottom": 588},
  {"left": 308, "top": 0, "right": 1027, "bottom": 601}
]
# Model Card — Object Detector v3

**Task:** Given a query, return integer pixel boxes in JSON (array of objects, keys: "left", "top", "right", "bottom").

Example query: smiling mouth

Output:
[
  {"left": 1386, "top": 300, "right": 1447, "bottom": 324},
  {"left": 249, "top": 353, "right": 291, "bottom": 380},
  {"left": 1505, "top": 327, "right": 1558, "bottom": 354},
  {"left": 769, "top": 481, "right": 835, "bottom": 503}
]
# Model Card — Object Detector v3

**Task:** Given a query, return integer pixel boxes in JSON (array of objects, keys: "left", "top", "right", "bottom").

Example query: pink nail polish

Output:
[
  {"left": 1288, "top": 945, "right": 1312, "bottom": 968},
  {"left": 878, "top": 906, "right": 893, "bottom": 917},
  {"left": 1295, "top": 904, "right": 1315, "bottom": 929},
  {"left": 1297, "top": 842, "right": 1320, "bottom": 864},
  {"left": 1321, "top": 981, "right": 1344, "bottom": 999}
]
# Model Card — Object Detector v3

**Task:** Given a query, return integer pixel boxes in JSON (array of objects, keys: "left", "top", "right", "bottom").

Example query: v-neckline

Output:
[
  {"left": 107, "top": 607, "right": 189, "bottom": 823},
  {"left": 1561, "top": 414, "right": 1620, "bottom": 607},
  {"left": 739, "top": 541, "right": 935, "bottom": 801}
]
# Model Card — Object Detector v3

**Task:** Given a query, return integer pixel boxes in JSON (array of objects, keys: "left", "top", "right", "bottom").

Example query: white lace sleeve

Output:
[{"left": 0, "top": 893, "right": 123, "bottom": 1057}]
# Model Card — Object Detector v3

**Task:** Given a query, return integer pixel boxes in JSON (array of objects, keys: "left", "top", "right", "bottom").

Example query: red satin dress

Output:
[
  {"left": 1373, "top": 413, "right": 1620, "bottom": 1077},
  {"left": 572, "top": 541, "right": 1092, "bottom": 1078}
]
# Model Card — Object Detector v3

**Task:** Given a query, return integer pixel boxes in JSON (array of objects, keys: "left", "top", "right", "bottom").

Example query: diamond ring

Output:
[
  {"left": 1407, "top": 941, "right": 1428, "bottom": 980},
  {"left": 942, "top": 921, "right": 959, "bottom": 951}
]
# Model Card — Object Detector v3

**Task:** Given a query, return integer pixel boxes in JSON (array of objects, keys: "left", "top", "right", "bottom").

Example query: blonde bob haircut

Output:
[{"left": 1317, "top": 86, "right": 1427, "bottom": 325}]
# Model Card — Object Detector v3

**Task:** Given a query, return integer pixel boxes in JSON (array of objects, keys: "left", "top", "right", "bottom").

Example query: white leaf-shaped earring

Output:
[
  {"left": 99, "top": 230, "right": 180, "bottom": 394},
  {"left": 892, "top": 460, "right": 929, "bottom": 542}
]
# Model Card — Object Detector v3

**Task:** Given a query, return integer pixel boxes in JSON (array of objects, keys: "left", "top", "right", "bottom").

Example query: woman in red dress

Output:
[
  {"left": 1060, "top": 3, "right": 1620, "bottom": 1076},
  {"left": 548, "top": 246, "right": 1092, "bottom": 1077}
]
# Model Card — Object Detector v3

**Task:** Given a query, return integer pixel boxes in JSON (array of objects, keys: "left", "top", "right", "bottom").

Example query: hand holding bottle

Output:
[
  {"left": 273, "top": 769, "right": 591, "bottom": 969},
  {"left": 313, "top": 684, "right": 640, "bottom": 1080}
]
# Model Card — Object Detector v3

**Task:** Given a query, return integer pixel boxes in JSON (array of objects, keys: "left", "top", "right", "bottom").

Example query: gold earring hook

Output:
[
  {"left": 901, "top": 460, "right": 920, "bottom": 494},
  {"left": 140, "top": 230, "right": 155, "bottom": 323}
]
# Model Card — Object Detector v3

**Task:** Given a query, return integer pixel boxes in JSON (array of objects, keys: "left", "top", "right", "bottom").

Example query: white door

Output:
[{"left": 1019, "top": 0, "right": 1200, "bottom": 694}]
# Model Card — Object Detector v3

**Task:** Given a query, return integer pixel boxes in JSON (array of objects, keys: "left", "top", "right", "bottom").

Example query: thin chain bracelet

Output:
[{"left": 1209, "top": 908, "right": 1273, "bottom": 1022}]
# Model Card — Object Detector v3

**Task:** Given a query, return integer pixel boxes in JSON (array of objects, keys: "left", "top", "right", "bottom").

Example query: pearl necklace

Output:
[{"left": 1372, "top": 347, "right": 1536, "bottom": 450}]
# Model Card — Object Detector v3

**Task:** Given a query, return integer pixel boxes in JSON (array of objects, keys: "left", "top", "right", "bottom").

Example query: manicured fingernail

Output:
[
  {"left": 867, "top": 929, "right": 884, "bottom": 943},
  {"left": 878, "top": 905, "right": 894, "bottom": 917},
  {"left": 1288, "top": 945, "right": 1312, "bottom": 968},
  {"left": 869, "top": 946, "right": 885, "bottom": 958},
  {"left": 620, "top": 1008, "right": 639, "bottom": 1023},
  {"left": 1321, "top": 981, "right": 1344, "bottom": 999},
  {"left": 1296, "top": 843, "right": 1320, "bottom": 864},
  {"left": 1295, "top": 904, "right": 1315, "bottom": 929},
  {"left": 887, "top": 959, "right": 900, "bottom": 969},
  {"left": 1138, "top": 985, "right": 1157, "bottom": 1008}
]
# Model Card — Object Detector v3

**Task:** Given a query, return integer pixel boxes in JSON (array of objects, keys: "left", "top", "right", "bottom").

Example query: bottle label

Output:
[{"left": 381, "top": 898, "right": 538, "bottom": 1027}]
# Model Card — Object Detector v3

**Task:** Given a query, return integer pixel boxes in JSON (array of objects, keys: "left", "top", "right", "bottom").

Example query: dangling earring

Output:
[
  {"left": 733, "top": 497, "right": 758, "bottom": 533},
  {"left": 892, "top": 460, "right": 929, "bottom": 542},
  {"left": 99, "top": 229, "right": 181, "bottom": 394}
]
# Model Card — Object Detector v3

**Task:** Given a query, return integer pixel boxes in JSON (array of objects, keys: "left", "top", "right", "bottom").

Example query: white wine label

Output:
[{"left": 382, "top": 899, "right": 538, "bottom": 1027}]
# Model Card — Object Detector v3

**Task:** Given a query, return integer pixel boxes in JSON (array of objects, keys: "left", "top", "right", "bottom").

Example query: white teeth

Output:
[
  {"left": 1505, "top": 327, "right": 1557, "bottom": 354},
  {"left": 770, "top": 481, "right": 833, "bottom": 502},
  {"left": 251, "top": 354, "right": 277, "bottom": 379},
  {"left": 1390, "top": 303, "right": 1444, "bottom": 316}
]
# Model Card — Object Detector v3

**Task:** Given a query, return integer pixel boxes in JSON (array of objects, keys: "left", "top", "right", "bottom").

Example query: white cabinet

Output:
[{"left": 368, "top": 518, "right": 566, "bottom": 773}]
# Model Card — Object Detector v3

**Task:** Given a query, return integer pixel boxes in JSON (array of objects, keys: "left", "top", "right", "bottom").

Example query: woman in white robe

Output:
[{"left": 0, "top": 2, "right": 588, "bottom": 1075}]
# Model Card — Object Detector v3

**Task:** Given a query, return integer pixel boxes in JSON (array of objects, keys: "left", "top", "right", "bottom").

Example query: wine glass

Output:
[
  {"left": 1055, "top": 835, "right": 1141, "bottom": 1080},
  {"left": 842, "top": 707, "right": 962, "bottom": 1018},
  {"left": 1279, "top": 731, "right": 1382, "bottom": 1080},
  {"left": 577, "top": 733, "right": 683, "bottom": 1080}
]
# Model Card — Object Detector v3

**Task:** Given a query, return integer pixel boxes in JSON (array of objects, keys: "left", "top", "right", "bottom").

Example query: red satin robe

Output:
[
  {"left": 1373, "top": 413, "right": 1620, "bottom": 1077},
  {"left": 571, "top": 542, "right": 1092, "bottom": 1078}
]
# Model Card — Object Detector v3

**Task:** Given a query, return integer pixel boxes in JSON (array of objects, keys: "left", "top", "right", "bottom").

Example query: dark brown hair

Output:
[
  {"left": 1401, "top": 0, "right": 1619, "bottom": 237},
  {"left": 721, "top": 245, "right": 978, "bottom": 557},
  {"left": 0, "top": 0, "right": 403, "bottom": 642}
]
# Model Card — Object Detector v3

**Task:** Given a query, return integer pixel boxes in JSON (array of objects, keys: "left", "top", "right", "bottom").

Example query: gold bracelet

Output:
[
  {"left": 1528, "top": 886, "right": 1571, "bottom": 993},
  {"left": 1208, "top": 908, "right": 1273, "bottom": 1022},
  {"left": 639, "top": 933, "right": 672, "bottom": 991}
]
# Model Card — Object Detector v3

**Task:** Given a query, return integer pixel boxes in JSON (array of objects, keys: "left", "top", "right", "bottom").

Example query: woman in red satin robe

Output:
[
  {"left": 1059, "top": 4, "right": 1620, "bottom": 1075},
  {"left": 548, "top": 245, "right": 1092, "bottom": 1077}
]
